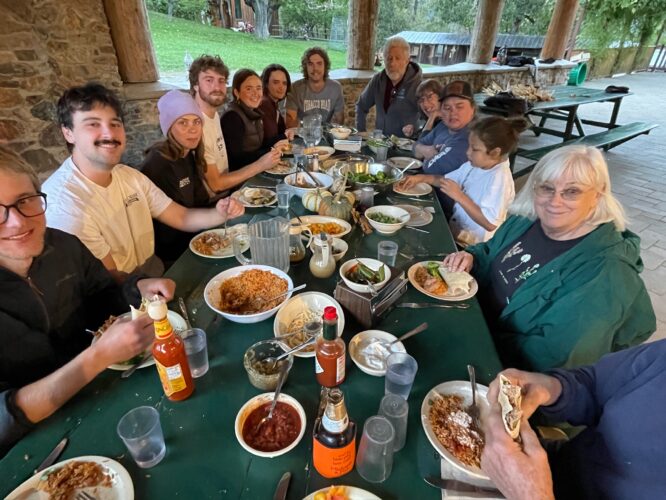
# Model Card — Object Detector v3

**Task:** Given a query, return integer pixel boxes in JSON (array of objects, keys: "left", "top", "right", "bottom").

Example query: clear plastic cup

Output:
[
  {"left": 377, "top": 241, "right": 398, "bottom": 266},
  {"left": 117, "top": 406, "right": 166, "bottom": 468},
  {"left": 276, "top": 183, "right": 291, "bottom": 210},
  {"left": 379, "top": 394, "right": 409, "bottom": 451},
  {"left": 356, "top": 415, "right": 395, "bottom": 482},
  {"left": 374, "top": 145, "right": 389, "bottom": 162},
  {"left": 182, "top": 328, "right": 208, "bottom": 378},
  {"left": 385, "top": 352, "right": 418, "bottom": 400}
]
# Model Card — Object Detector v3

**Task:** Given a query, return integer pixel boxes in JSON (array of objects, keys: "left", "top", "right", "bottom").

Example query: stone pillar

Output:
[
  {"left": 347, "top": 0, "right": 379, "bottom": 70},
  {"left": 541, "top": 0, "right": 580, "bottom": 60},
  {"left": 102, "top": 0, "right": 159, "bottom": 83},
  {"left": 468, "top": 0, "right": 505, "bottom": 64}
]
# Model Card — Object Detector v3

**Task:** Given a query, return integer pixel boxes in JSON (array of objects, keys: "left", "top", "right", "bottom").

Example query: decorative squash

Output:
[
  {"left": 318, "top": 172, "right": 353, "bottom": 221},
  {"left": 302, "top": 189, "right": 332, "bottom": 212}
]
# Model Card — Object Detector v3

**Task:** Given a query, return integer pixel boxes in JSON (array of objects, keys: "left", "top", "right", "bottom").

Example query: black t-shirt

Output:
[{"left": 487, "top": 221, "right": 585, "bottom": 316}]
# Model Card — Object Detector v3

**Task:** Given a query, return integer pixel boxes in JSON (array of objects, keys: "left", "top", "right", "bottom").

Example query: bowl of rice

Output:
[{"left": 204, "top": 265, "right": 294, "bottom": 324}]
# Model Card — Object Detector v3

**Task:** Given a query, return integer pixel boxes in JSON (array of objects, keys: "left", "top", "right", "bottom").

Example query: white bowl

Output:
[
  {"left": 304, "top": 146, "right": 335, "bottom": 160},
  {"left": 273, "top": 292, "right": 345, "bottom": 358},
  {"left": 330, "top": 127, "right": 352, "bottom": 140},
  {"left": 331, "top": 237, "right": 348, "bottom": 262},
  {"left": 365, "top": 205, "right": 410, "bottom": 235},
  {"left": 284, "top": 172, "right": 334, "bottom": 199},
  {"left": 204, "top": 265, "right": 294, "bottom": 324},
  {"left": 339, "top": 258, "right": 391, "bottom": 294},
  {"left": 349, "top": 330, "right": 407, "bottom": 377},
  {"left": 235, "top": 392, "right": 306, "bottom": 458}
]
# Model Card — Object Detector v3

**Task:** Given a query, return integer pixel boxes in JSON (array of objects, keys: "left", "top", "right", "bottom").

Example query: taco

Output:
[{"left": 498, "top": 374, "right": 523, "bottom": 440}]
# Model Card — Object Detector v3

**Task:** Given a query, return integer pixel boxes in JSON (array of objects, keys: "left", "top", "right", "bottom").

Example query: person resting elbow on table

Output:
[
  {"left": 442, "top": 145, "right": 656, "bottom": 371},
  {"left": 402, "top": 79, "right": 443, "bottom": 139}
]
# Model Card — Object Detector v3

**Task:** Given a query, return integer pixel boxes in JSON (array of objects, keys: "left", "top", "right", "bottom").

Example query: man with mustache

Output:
[
  {"left": 0, "top": 146, "right": 175, "bottom": 455},
  {"left": 286, "top": 47, "right": 345, "bottom": 128},
  {"left": 43, "top": 83, "right": 245, "bottom": 280},
  {"left": 188, "top": 55, "right": 280, "bottom": 197},
  {"left": 356, "top": 36, "right": 422, "bottom": 138}
]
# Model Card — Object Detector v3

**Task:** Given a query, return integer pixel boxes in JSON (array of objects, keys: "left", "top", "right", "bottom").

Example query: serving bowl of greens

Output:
[
  {"left": 343, "top": 162, "right": 404, "bottom": 193},
  {"left": 365, "top": 205, "right": 410, "bottom": 235},
  {"left": 339, "top": 258, "right": 391, "bottom": 294}
]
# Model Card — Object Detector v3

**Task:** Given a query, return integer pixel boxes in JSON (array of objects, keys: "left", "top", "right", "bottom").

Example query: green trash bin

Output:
[{"left": 568, "top": 62, "right": 587, "bottom": 86}]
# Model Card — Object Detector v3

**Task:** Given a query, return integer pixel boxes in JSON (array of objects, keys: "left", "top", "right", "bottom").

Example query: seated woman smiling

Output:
[{"left": 443, "top": 145, "right": 656, "bottom": 371}]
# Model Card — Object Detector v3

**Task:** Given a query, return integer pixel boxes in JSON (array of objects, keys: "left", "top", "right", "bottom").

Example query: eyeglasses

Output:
[
  {"left": 0, "top": 193, "right": 47, "bottom": 224},
  {"left": 534, "top": 184, "right": 592, "bottom": 201}
]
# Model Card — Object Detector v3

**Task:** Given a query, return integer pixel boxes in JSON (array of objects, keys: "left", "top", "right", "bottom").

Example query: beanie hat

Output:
[{"left": 157, "top": 90, "right": 203, "bottom": 136}]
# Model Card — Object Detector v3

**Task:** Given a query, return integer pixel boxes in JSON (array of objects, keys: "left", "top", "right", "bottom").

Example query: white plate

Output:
[
  {"left": 231, "top": 187, "right": 277, "bottom": 208},
  {"left": 407, "top": 261, "right": 478, "bottom": 301},
  {"left": 189, "top": 224, "right": 248, "bottom": 259},
  {"left": 387, "top": 156, "right": 422, "bottom": 170},
  {"left": 91, "top": 311, "right": 187, "bottom": 371},
  {"left": 304, "top": 145, "right": 335, "bottom": 160},
  {"left": 273, "top": 292, "right": 345, "bottom": 358},
  {"left": 395, "top": 204, "right": 434, "bottom": 227},
  {"left": 6, "top": 455, "right": 134, "bottom": 500},
  {"left": 289, "top": 215, "right": 352, "bottom": 238},
  {"left": 349, "top": 330, "right": 406, "bottom": 376},
  {"left": 391, "top": 137, "right": 415, "bottom": 151},
  {"left": 266, "top": 160, "right": 297, "bottom": 176},
  {"left": 421, "top": 381, "right": 490, "bottom": 481},
  {"left": 393, "top": 182, "right": 433, "bottom": 196},
  {"left": 304, "top": 486, "right": 381, "bottom": 500}
]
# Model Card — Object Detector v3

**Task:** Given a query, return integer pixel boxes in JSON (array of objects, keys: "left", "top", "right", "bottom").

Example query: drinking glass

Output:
[
  {"left": 385, "top": 352, "right": 418, "bottom": 400},
  {"left": 356, "top": 416, "right": 395, "bottom": 482},
  {"left": 377, "top": 241, "right": 398, "bottom": 266},
  {"left": 374, "top": 145, "right": 389, "bottom": 162},
  {"left": 276, "top": 183, "right": 291, "bottom": 210},
  {"left": 372, "top": 129, "right": 384, "bottom": 139},
  {"left": 182, "top": 328, "right": 208, "bottom": 378},
  {"left": 379, "top": 394, "right": 408, "bottom": 451},
  {"left": 117, "top": 406, "right": 166, "bottom": 468}
]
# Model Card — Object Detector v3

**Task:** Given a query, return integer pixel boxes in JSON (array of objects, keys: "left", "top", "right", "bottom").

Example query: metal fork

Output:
[
  {"left": 75, "top": 491, "right": 97, "bottom": 500},
  {"left": 467, "top": 364, "right": 481, "bottom": 430}
]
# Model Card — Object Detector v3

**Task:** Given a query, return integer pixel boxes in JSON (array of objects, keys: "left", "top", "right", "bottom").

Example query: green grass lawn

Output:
[{"left": 148, "top": 11, "right": 348, "bottom": 75}]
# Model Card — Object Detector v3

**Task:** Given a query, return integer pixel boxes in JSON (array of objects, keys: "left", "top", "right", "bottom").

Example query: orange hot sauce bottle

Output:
[
  {"left": 315, "top": 306, "right": 346, "bottom": 387},
  {"left": 148, "top": 299, "right": 194, "bottom": 401}
]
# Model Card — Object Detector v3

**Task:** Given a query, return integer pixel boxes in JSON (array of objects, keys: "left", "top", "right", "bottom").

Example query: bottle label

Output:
[
  {"left": 154, "top": 317, "right": 173, "bottom": 339},
  {"left": 336, "top": 355, "right": 345, "bottom": 384},
  {"left": 155, "top": 360, "right": 187, "bottom": 396},
  {"left": 322, "top": 413, "right": 348, "bottom": 434},
  {"left": 315, "top": 355, "right": 324, "bottom": 374},
  {"left": 312, "top": 437, "right": 356, "bottom": 478}
]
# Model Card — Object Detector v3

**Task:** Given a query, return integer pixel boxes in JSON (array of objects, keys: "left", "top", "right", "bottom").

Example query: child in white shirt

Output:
[{"left": 440, "top": 116, "right": 527, "bottom": 246}]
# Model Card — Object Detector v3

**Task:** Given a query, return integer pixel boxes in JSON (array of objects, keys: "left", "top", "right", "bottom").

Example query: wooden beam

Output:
[
  {"left": 468, "top": 0, "right": 505, "bottom": 64},
  {"left": 347, "top": 0, "right": 379, "bottom": 70},
  {"left": 541, "top": 0, "right": 579, "bottom": 60},
  {"left": 103, "top": 0, "right": 159, "bottom": 83}
]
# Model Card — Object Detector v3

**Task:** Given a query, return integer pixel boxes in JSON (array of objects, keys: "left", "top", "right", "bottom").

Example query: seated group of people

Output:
[{"left": 1, "top": 37, "right": 662, "bottom": 500}]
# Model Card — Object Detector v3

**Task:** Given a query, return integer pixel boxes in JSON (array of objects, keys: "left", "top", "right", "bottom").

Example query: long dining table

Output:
[{"left": 1, "top": 173, "right": 503, "bottom": 499}]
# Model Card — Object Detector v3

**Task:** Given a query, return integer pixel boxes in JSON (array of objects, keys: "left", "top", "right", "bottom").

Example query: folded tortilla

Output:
[
  {"left": 130, "top": 297, "right": 150, "bottom": 320},
  {"left": 498, "top": 374, "right": 523, "bottom": 440},
  {"left": 438, "top": 268, "right": 473, "bottom": 295}
]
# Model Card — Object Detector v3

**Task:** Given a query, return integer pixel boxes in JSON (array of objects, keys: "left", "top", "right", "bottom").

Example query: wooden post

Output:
[
  {"left": 347, "top": 0, "right": 379, "bottom": 70},
  {"left": 468, "top": 0, "right": 505, "bottom": 64},
  {"left": 541, "top": 0, "right": 580, "bottom": 60},
  {"left": 103, "top": 0, "right": 159, "bottom": 83}
]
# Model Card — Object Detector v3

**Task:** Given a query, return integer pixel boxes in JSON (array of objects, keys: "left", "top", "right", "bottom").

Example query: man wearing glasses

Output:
[
  {"left": 0, "top": 146, "right": 174, "bottom": 456},
  {"left": 356, "top": 36, "right": 422, "bottom": 138}
]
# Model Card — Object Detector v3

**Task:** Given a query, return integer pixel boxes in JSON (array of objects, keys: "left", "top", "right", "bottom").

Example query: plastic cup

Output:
[
  {"left": 182, "top": 328, "right": 208, "bottom": 378},
  {"left": 356, "top": 415, "right": 395, "bottom": 482},
  {"left": 117, "top": 406, "right": 166, "bottom": 468},
  {"left": 372, "top": 129, "right": 384, "bottom": 139},
  {"left": 385, "top": 352, "right": 418, "bottom": 400},
  {"left": 379, "top": 394, "right": 409, "bottom": 451},
  {"left": 377, "top": 241, "right": 398, "bottom": 266},
  {"left": 276, "top": 183, "right": 291, "bottom": 210},
  {"left": 374, "top": 145, "right": 389, "bottom": 162}
]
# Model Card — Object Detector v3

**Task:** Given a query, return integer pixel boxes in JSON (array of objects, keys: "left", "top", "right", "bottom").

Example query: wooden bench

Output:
[{"left": 512, "top": 121, "right": 659, "bottom": 179}]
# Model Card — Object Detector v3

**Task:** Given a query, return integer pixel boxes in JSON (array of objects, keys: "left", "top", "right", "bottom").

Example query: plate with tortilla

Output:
[{"left": 407, "top": 261, "right": 478, "bottom": 301}]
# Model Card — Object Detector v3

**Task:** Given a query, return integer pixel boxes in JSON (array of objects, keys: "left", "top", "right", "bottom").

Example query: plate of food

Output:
[
  {"left": 189, "top": 224, "right": 248, "bottom": 259},
  {"left": 408, "top": 261, "right": 478, "bottom": 301},
  {"left": 231, "top": 187, "right": 277, "bottom": 207},
  {"left": 386, "top": 156, "right": 422, "bottom": 171},
  {"left": 421, "top": 381, "right": 490, "bottom": 481},
  {"left": 289, "top": 215, "right": 352, "bottom": 238},
  {"left": 395, "top": 204, "right": 433, "bottom": 227},
  {"left": 393, "top": 181, "right": 433, "bottom": 197},
  {"left": 304, "top": 145, "right": 336, "bottom": 161},
  {"left": 389, "top": 135, "right": 415, "bottom": 151},
  {"left": 304, "top": 485, "right": 381, "bottom": 500},
  {"left": 6, "top": 455, "right": 134, "bottom": 500},
  {"left": 266, "top": 158, "right": 297, "bottom": 176}
]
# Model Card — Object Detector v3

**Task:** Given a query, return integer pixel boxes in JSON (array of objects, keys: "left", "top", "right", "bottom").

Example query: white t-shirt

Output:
[
  {"left": 43, "top": 157, "right": 173, "bottom": 273},
  {"left": 201, "top": 111, "right": 229, "bottom": 198},
  {"left": 446, "top": 159, "right": 515, "bottom": 246}
]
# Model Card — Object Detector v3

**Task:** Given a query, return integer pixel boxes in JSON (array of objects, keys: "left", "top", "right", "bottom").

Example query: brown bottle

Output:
[
  {"left": 315, "top": 306, "right": 346, "bottom": 387},
  {"left": 312, "top": 388, "right": 356, "bottom": 478}
]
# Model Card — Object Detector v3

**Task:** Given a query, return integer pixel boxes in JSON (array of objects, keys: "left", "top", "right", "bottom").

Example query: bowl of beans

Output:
[
  {"left": 365, "top": 205, "right": 410, "bottom": 235},
  {"left": 235, "top": 392, "right": 306, "bottom": 458}
]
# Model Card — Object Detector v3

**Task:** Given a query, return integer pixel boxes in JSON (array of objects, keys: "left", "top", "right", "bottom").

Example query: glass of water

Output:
[
  {"left": 182, "top": 328, "right": 209, "bottom": 378},
  {"left": 117, "top": 406, "right": 166, "bottom": 468},
  {"left": 377, "top": 241, "right": 398, "bottom": 266},
  {"left": 385, "top": 352, "right": 418, "bottom": 400},
  {"left": 276, "top": 182, "right": 291, "bottom": 211}
]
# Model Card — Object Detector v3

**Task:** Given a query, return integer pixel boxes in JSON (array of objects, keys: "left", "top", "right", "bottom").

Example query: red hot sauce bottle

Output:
[{"left": 315, "top": 306, "right": 346, "bottom": 387}]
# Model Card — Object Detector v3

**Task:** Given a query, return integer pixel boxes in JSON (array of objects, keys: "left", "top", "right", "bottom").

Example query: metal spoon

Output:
[
  {"left": 261, "top": 336, "right": 316, "bottom": 370},
  {"left": 389, "top": 322, "right": 429, "bottom": 346},
  {"left": 256, "top": 360, "right": 291, "bottom": 430},
  {"left": 398, "top": 159, "right": 417, "bottom": 175},
  {"left": 467, "top": 364, "right": 481, "bottom": 429}
]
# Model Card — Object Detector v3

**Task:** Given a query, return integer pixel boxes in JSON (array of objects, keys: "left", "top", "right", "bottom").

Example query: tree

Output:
[
  {"left": 245, "top": 0, "right": 283, "bottom": 39},
  {"left": 280, "top": 0, "right": 347, "bottom": 39}
]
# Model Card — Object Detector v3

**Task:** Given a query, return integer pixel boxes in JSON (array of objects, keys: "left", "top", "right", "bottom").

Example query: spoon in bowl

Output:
[
  {"left": 255, "top": 360, "right": 291, "bottom": 431},
  {"left": 260, "top": 336, "right": 316, "bottom": 370}
]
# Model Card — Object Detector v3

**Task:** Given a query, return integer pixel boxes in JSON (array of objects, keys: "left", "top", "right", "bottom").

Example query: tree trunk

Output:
[
  {"left": 564, "top": 3, "right": 585, "bottom": 59},
  {"left": 347, "top": 0, "right": 379, "bottom": 70},
  {"left": 468, "top": 0, "right": 505, "bottom": 64},
  {"left": 208, "top": 0, "right": 222, "bottom": 27},
  {"left": 246, "top": 0, "right": 270, "bottom": 39},
  {"left": 541, "top": 0, "right": 579, "bottom": 60},
  {"left": 221, "top": 0, "right": 233, "bottom": 28},
  {"left": 167, "top": 0, "right": 176, "bottom": 19}
]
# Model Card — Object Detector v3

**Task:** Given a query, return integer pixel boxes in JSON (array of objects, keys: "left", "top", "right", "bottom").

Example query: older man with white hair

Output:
[{"left": 355, "top": 36, "right": 422, "bottom": 138}]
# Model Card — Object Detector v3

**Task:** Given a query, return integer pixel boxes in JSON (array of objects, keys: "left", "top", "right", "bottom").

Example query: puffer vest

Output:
[{"left": 223, "top": 101, "right": 264, "bottom": 152}]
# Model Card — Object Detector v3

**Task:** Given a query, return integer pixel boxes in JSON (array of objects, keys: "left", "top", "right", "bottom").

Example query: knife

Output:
[
  {"left": 121, "top": 350, "right": 153, "bottom": 379},
  {"left": 35, "top": 437, "right": 68, "bottom": 473},
  {"left": 398, "top": 302, "right": 470, "bottom": 310},
  {"left": 423, "top": 475, "right": 502, "bottom": 495},
  {"left": 273, "top": 471, "right": 291, "bottom": 500},
  {"left": 178, "top": 297, "right": 193, "bottom": 330}
]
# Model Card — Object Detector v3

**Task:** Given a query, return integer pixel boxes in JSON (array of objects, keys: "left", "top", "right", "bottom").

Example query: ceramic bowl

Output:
[
  {"left": 349, "top": 329, "right": 407, "bottom": 377},
  {"left": 365, "top": 205, "right": 410, "bottom": 235},
  {"left": 329, "top": 127, "right": 352, "bottom": 140},
  {"left": 331, "top": 238, "right": 349, "bottom": 262},
  {"left": 284, "top": 172, "right": 333, "bottom": 199},
  {"left": 339, "top": 258, "right": 391, "bottom": 294}
]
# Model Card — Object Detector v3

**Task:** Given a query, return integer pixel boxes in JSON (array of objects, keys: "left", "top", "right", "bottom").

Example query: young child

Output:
[{"left": 440, "top": 116, "right": 527, "bottom": 246}]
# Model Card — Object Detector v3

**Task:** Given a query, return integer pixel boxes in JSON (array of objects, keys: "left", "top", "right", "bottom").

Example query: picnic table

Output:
[{"left": 1, "top": 176, "right": 502, "bottom": 499}]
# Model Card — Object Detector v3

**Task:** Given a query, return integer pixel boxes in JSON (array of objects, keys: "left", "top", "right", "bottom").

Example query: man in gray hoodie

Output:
[{"left": 356, "top": 36, "right": 422, "bottom": 138}]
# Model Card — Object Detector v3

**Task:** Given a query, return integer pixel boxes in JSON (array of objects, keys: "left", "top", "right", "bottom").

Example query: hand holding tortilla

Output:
[
  {"left": 487, "top": 369, "right": 563, "bottom": 421},
  {"left": 498, "top": 374, "right": 523, "bottom": 440}
]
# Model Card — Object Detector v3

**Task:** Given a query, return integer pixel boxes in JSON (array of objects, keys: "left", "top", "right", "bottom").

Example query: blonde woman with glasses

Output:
[{"left": 443, "top": 145, "right": 655, "bottom": 371}]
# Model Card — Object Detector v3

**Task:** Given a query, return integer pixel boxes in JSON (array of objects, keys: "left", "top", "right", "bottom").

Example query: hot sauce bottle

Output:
[
  {"left": 315, "top": 306, "right": 346, "bottom": 387},
  {"left": 147, "top": 298, "right": 194, "bottom": 401},
  {"left": 313, "top": 388, "right": 356, "bottom": 478}
]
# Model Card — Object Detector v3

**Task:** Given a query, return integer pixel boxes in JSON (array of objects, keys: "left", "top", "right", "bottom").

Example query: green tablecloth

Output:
[{"left": 1, "top": 188, "right": 502, "bottom": 499}]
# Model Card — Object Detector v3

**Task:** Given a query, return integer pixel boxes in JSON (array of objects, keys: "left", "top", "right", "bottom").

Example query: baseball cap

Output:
[
  {"left": 440, "top": 80, "right": 474, "bottom": 102},
  {"left": 157, "top": 90, "right": 203, "bottom": 136}
]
